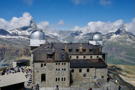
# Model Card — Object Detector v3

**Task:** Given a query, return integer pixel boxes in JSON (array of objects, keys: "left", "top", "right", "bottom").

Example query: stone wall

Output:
[
  {"left": 71, "top": 68, "right": 107, "bottom": 86},
  {"left": 33, "top": 62, "right": 70, "bottom": 88}
]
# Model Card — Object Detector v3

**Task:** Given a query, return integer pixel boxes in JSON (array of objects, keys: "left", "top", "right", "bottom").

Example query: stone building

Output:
[{"left": 30, "top": 30, "right": 108, "bottom": 88}]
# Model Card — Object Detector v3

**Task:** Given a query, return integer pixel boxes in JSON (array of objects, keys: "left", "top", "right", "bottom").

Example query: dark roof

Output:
[
  {"left": 70, "top": 60, "right": 107, "bottom": 68},
  {"left": 33, "top": 43, "right": 102, "bottom": 54},
  {"left": 32, "top": 43, "right": 103, "bottom": 62}
]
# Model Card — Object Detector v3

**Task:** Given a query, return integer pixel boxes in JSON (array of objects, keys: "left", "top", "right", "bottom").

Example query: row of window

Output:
[
  {"left": 56, "top": 77, "right": 66, "bottom": 82},
  {"left": 56, "top": 68, "right": 66, "bottom": 71},
  {"left": 71, "top": 68, "right": 90, "bottom": 73},
  {"left": 41, "top": 62, "right": 66, "bottom": 68},
  {"left": 56, "top": 62, "right": 66, "bottom": 65},
  {"left": 68, "top": 48, "right": 99, "bottom": 53},
  {"left": 70, "top": 55, "right": 101, "bottom": 59},
  {"left": 41, "top": 63, "right": 46, "bottom": 67},
  {"left": 41, "top": 74, "right": 104, "bottom": 82}
]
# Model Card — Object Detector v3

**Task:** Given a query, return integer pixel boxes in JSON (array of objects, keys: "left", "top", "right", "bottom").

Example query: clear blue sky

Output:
[{"left": 0, "top": 0, "right": 134, "bottom": 28}]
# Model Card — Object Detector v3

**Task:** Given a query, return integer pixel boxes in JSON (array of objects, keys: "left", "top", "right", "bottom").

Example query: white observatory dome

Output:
[
  {"left": 93, "top": 33, "right": 102, "bottom": 41},
  {"left": 30, "top": 30, "right": 45, "bottom": 40}
]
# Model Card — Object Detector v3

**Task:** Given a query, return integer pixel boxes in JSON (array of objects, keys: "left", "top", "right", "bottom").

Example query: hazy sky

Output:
[{"left": 0, "top": 0, "right": 134, "bottom": 29}]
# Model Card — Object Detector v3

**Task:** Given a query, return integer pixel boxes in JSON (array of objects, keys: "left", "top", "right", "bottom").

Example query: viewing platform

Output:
[{"left": 0, "top": 72, "right": 26, "bottom": 88}]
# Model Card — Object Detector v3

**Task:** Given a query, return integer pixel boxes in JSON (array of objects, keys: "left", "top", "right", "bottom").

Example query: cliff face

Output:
[{"left": 0, "top": 38, "right": 30, "bottom": 64}]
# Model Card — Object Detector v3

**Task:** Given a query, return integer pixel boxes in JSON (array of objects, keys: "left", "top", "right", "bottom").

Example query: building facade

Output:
[{"left": 30, "top": 30, "right": 108, "bottom": 88}]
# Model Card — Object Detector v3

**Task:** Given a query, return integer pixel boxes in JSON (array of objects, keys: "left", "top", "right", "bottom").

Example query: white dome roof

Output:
[
  {"left": 30, "top": 30, "right": 45, "bottom": 40},
  {"left": 93, "top": 33, "right": 102, "bottom": 41}
]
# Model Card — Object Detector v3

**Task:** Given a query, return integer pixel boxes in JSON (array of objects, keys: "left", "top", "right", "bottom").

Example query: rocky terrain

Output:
[
  {"left": 108, "top": 64, "right": 135, "bottom": 89},
  {"left": 0, "top": 38, "right": 30, "bottom": 65}
]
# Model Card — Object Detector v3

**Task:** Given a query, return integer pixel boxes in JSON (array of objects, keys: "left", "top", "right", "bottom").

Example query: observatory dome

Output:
[
  {"left": 30, "top": 30, "right": 45, "bottom": 40},
  {"left": 93, "top": 33, "right": 102, "bottom": 41}
]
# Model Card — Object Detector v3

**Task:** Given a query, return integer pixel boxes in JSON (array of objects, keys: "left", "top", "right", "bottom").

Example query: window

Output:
[
  {"left": 82, "top": 49, "right": 86, "bottom": 52},
  {"left": 58, "top": 78, "right": 60, "bottom": 81},
  {"left": 69, "top": 56, "right": 72, "bottom": 58},
  {"left": 101, "top": 76, "right": 104, "bottom": 78},
  {"left": 83, "top": 56, "right": 86, "bottom": 59},
  {"left": 71, "top": 69, "right": 74, "bottom": 72},
  {"left": 56, "top": 62, "right": 60, "bottom": 65},
  {"left": 56, "top": 68, "right": 60, "bottom": 71},
  {"left": 76, "top": 56, "right": 79, "bottom": 59},
  {"left": 41, "top": 64, "right": 43, "bottom": 67},
  {"left": 76, "top": 49, "right": 79, "bottom": 52},
  {"left": 79, "top": 69, "right": 82, "bottom": 72},
  {"left": 62, "top": 68, "right": 66, "bottom": 71},
  {"left": 63, "top": 78, "right": 65, "bottom": 81},
  {"left": 83, "top": 74, "right": 86, "bottom": 77},
  {"left": 44, "top": 64, "right": 46, "bottom": 66},
  {"left": 90, "top": 56, "right": 92, "bottom": 59},
  {"left": 89, "top": 49, "right": 93, "bottom": 52},
  {"left": 41, "top": 74, "right": 46, "bottom": 82},
  {"left": 47, "top": 54, "right": 53, "bottom": 59},
  {"left": 97, "top": 56, "right": 99, "bottom": 58},
  {"left": 56, "top": 78, "right": 57, "bottom": 81},
  {"left": 62, "top": 63, "right": 66, "bottom": 65},
  {"left": 61, "top": 78, "right": 63, "bottom": 81},
  {"left": 69, "top": 49, "right": 72, "bottom": 52},
  {"left": 62, "top": 49, "right": 65, "bottom": 51},
  {"left": 64, "top": 63, "right": 66, "bottom": 65},
  {"left": 87, "top": 69, "right": 89, "bottom": 72}
]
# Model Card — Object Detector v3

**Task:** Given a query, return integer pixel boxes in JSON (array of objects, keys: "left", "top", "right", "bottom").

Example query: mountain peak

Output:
[{"left": 115, "top": 24, "right": 127, "bottom": 35}]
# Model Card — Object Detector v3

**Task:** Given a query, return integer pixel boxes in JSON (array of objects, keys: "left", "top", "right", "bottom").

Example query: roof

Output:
[
  {"left": 32, "top": 43, "right": 103, "bottom": 62},
  {"left": 70, "top": 60, "right": 107, "bottom": 68},
  {"left": 33, "top": 43, "right": 102, "bottom": 54}
]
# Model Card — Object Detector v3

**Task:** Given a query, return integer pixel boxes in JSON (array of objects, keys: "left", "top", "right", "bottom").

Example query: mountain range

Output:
[{"left": 0, "top": 19, "right": 135, "bottom": 65}]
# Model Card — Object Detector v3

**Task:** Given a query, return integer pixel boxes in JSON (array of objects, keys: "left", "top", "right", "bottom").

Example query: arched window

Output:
[{"left": 41, "top": 74, "right": 46, "bottom": 82}]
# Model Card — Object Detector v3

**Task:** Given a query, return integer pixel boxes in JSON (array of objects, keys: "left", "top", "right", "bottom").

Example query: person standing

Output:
[{"left": 55, "top": 85, "right": 59, "bottom": 90}]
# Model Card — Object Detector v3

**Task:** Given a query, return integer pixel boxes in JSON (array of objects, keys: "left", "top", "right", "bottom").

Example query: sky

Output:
[{"left": 0, "top": 0, "right": 134, "bottom": 30}]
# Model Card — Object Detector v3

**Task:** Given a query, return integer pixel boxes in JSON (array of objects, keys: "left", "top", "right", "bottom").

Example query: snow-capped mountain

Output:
[
  {"left": 8, "top": 20, "right": 37, "bottom": 36},
  {"left": 0, "top": 22, "right": 135, "bottom": 65},
  {"left": 0, "top": 29, "right": 10, "bottom": 35},
  {"left": 104, "top": 25, "right": 135, "bottom": 43}
]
